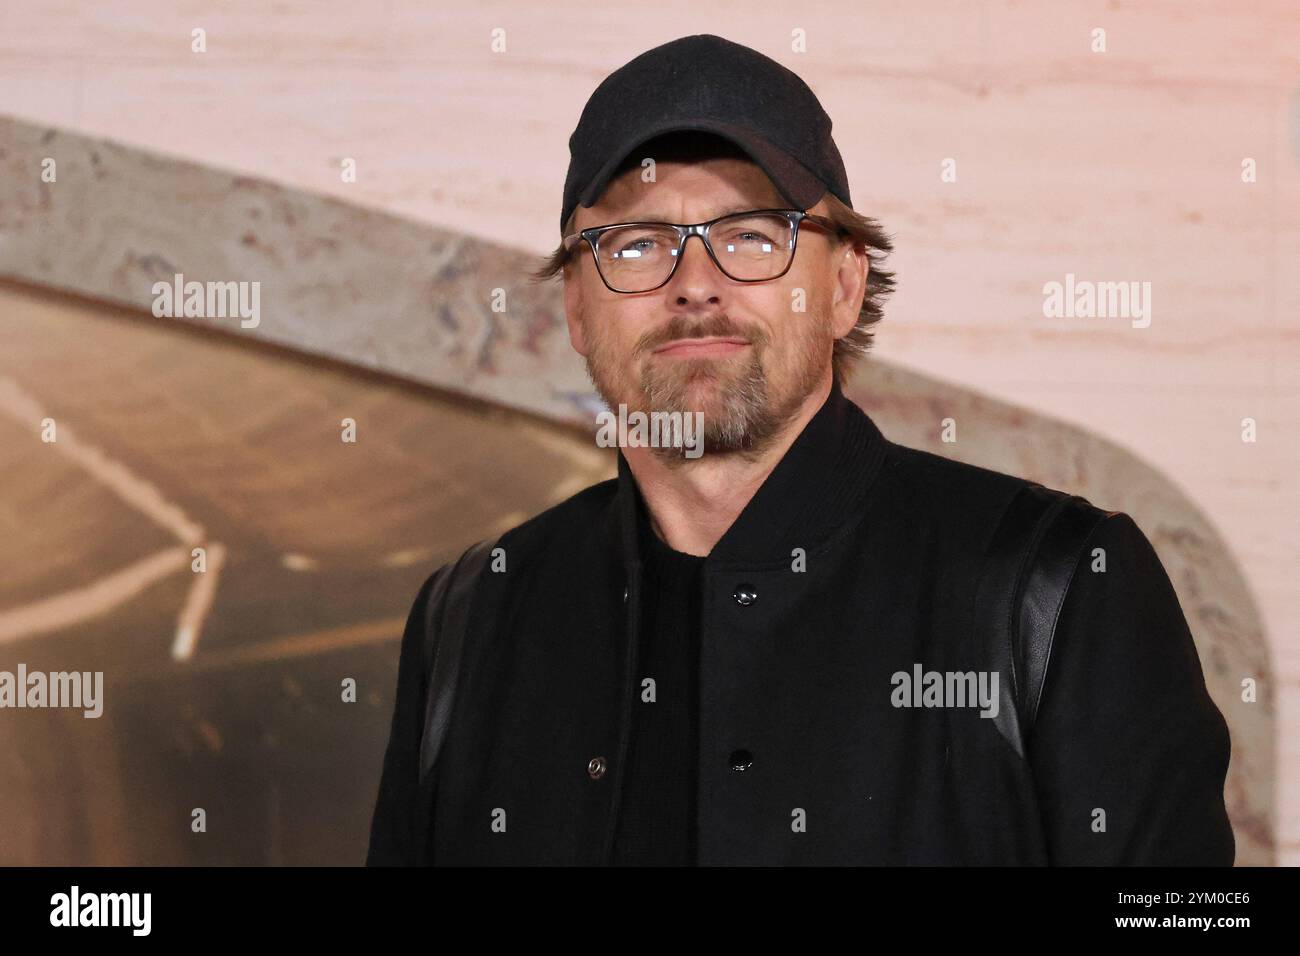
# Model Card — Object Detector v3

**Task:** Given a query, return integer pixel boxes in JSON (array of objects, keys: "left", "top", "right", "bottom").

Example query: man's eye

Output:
[
  {"left": 720, "top": 230, "right": 776, "bottom": 245},
  {"left": 613, "top": 238, "right": 660, "bottom": 259}
]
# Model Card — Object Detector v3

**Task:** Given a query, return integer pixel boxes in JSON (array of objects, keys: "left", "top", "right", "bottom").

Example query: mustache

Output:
[{"left": 636, "top": 315, "right": 764, "bottom": 352}]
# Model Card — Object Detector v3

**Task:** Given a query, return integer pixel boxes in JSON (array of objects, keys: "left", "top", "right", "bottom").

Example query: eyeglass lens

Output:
[{"left": 594, "top": 212, "right": 796, "bottom": 292}]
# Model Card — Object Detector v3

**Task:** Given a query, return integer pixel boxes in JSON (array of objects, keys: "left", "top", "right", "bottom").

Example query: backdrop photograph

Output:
[{"left": 0, "top": 0, "right": 1295, "bottom": 908}]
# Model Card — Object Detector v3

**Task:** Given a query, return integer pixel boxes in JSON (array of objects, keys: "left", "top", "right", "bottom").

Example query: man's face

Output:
[{"left": 564, "top": 152, "right": 864, "bottom": 462}]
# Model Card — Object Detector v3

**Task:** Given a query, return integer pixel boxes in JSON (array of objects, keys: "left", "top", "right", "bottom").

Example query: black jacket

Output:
[{"left": 367, "top": 380, "right": 1235, "bottom": 865}]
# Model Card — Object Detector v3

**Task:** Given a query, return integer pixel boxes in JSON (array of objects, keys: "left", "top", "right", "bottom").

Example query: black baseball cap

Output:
[{"left": 560, "top": 33, "right": 853, "bottom": 234}]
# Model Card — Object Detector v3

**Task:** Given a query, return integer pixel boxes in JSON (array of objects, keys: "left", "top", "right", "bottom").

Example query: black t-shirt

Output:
[{"left": 610, "top": 494, "right": 705, "bottom": 866}]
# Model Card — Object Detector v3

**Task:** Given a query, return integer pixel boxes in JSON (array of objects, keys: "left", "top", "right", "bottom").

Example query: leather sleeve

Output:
[
  {"left": 364, "top": 566, "right": 446, "bottom": 866},
  {"left": 1026, "top": 512, "right": 1236, "bottom": 865}
]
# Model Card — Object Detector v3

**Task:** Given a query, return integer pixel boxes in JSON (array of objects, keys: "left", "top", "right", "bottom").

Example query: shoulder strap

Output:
[
  {"left": 975, "top": 484, "right": 1111, "bottom": 756},
  {"left": 418, "top": 536, "right": 499, "bottom": 786},
  {"left": 412, "top": 536, "right": 499, "bottom": 860},
  {"left": 1016, "top": 496, "right": 1113, "bottom": 733}
]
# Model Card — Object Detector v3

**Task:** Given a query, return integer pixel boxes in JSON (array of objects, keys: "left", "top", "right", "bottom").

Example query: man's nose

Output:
[{"left": 667, "top": 233, "right": 727, "bottom": 302}]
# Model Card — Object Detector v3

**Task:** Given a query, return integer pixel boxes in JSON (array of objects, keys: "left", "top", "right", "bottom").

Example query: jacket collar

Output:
[{"left": 613, "top": 377, "right": 890, "bottom": 571}]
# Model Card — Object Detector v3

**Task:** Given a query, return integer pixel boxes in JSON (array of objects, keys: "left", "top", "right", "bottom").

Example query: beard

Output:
[{"left": 580, "top": 305, "right": 831, "bottom": 465}]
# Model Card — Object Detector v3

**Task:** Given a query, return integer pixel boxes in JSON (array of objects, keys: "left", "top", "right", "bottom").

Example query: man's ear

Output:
[
  {"left": 830, "top": 240, "right": 869, "bottom": 341},
  {"left": 564, "top": 271, "right": 590, "bottom": 357}
]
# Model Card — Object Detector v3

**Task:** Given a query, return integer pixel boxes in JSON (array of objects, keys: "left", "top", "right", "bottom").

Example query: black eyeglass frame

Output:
[{"left": 561, "top": 208, "right": 844, "bottom": 294}]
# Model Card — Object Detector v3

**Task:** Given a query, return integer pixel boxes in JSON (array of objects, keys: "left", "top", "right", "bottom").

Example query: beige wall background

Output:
[{"left": 1, "top": 1, "right": 1296, "bottom": 862}]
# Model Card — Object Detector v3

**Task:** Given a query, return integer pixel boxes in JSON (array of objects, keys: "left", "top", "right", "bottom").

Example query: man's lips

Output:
[{"left": 651, "top": 336, "right": 751, "bottom": 358}]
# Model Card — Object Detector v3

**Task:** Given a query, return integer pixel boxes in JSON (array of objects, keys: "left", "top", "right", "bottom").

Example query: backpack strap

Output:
[
  {"left": 1016, "top": 495, "right": 1114, "bottom": 733},
  {"left": 975, "top": 484, "right": 1112, "bottom": 757},
  {"left": 413, "top": 535, "right": 499, "bottom": 861}
]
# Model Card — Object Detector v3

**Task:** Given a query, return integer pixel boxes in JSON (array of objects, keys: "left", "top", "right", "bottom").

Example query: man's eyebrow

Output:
[{"left": 616, "top": 204, "right": 767, "bottom": 223}]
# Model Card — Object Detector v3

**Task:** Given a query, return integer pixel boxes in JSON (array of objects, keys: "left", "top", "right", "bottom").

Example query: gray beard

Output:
[
  {"left": 585, "top": 349, "right": 814, "bottom": 468},
  {"left": 580, "top": 303, "right": 832, "bottom": 467}
]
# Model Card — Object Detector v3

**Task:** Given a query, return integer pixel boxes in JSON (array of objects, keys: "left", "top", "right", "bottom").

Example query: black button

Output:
[
  {"left": 622, "top": 587, "right": 628, "bottom": 603},
  {"left": 732, "top": 584, "right": 757, "bottom": 606},
  {"left": 729, "top": 749, "right": 754, "bottom": 772},
  {"left": 588, "top": 756, "right": 607, "bottom": 779}
]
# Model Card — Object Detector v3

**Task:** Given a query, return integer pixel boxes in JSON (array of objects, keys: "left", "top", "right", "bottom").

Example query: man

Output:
[{"left": 367, "top": 34, "right": 1234, "bottom": 866}]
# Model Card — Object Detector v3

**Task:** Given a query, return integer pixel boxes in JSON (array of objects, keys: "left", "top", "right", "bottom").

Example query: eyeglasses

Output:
[{"left": 562, "top": 208, "right": 842, "bottom": 294}]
